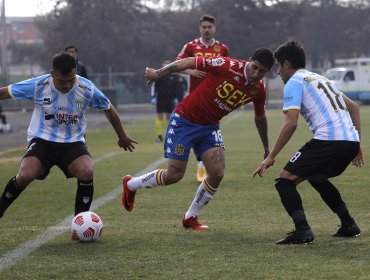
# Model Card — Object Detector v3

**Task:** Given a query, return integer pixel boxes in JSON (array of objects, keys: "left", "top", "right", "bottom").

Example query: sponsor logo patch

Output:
[
  {"left": 43, "top": 98, "right": 51, "bottom": 106},
  {"left": 210, "top": 58, "right": 225, "bottom": 67}
]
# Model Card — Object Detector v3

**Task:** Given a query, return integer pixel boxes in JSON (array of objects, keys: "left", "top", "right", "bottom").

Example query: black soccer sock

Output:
[
  {"left": 275, "top": 178, "right": 310, "bottom": 230},
  {"left": 0, "top": 114, "right": 6, "bottom": 124},
  {"left": 0, "top": 177, "right": 25, "bottom": 218},
  {"left": 75, "top": 180, "right": 94, "bottom": 215},
  {"left": 308, "top": 179, "right": 353, "bottom": 225},
  {"left": 335, "top": 203, "right": 354, "bottom": 225}
]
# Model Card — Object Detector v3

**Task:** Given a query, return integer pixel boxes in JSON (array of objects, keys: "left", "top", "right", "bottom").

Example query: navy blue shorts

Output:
[{"left": 164, "top": 113, "right": 224, "bottom": 161}]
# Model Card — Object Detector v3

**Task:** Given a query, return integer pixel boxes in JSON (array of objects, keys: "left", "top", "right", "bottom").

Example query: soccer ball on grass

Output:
[{"left": 71, "top": 211, "right": 103, "bottom": 242}]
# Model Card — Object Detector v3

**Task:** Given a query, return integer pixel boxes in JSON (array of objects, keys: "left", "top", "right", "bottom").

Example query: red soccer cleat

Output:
[
  {"left": 182, "top": 215, "right": 209, "bottom": 230},
  {"left": 122, "top": 175, "right": 135, "bottom": 212}
]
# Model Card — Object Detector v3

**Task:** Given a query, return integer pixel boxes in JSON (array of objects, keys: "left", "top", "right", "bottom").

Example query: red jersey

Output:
[
  {"left": 174, "top": 57, "right": 266, "bottom": 125},
  {"left": 176, "top": 38, "right": 229, "bottom": 92}
]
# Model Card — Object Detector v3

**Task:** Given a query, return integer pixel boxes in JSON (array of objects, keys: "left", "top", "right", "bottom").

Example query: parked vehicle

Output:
[{"left": 325, "top": 58, "right": 370, "bottom": 103}]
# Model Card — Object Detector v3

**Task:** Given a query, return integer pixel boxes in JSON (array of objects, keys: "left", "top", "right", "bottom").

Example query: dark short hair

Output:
[
  {"left": 52, "top": 52, "right": 77, "bottom": 75},
  {"left": 200, "top": 15, "right": 215, "bottom": 25},
  {"left": 274, "top": 41, "right": 306, "bottom": 69},
  {"left": 64, "top": 45, "right": 78, "bottom": 52},
  {"left": 251, "top": 48, "right": 274, "bottom": 70}
]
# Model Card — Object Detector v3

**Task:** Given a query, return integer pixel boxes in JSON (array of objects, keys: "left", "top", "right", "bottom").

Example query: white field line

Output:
[
  {"left": 0, "top": 110, "right": 243, "bottom": 272},
  {"left": 0, "top": 153, "right": 167, "bottom": 272}
]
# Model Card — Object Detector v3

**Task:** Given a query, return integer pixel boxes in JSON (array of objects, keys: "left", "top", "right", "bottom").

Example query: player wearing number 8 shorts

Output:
[
  {"left": 253, "top": 41, "right": 364, "bottom": 244},
  {"left": 121, "top": 48, "right": 275, "bottom": 230}
]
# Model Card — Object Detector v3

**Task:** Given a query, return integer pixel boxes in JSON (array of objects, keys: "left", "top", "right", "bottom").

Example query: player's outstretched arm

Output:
[
  {"left": 0, "top": 86, "right": 11, "bottom": 100},
  {"left": 252, "top": 110, "right": 299, "bottom": 177},
  {"left": 145, "top": 57, "right": 195, "bottom": 85},
  {"left": 104, "top": 105, "right": 137, "bottom": 152}
]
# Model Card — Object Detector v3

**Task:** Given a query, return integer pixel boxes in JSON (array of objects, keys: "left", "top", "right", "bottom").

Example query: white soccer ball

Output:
[{"left": 71, "top": 211, "right": 103, "bottom": 242}]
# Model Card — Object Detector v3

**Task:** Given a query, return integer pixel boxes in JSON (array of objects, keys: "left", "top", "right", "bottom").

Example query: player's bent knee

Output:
[
  {"left": 15, "top": 172, "right": 36, "bottom": 188},
  {"left": 75, "top": 167, "right": 94, "bottom": 181},
  {"left": 208, "top": 167, "right": 224, "bottom": 181}
]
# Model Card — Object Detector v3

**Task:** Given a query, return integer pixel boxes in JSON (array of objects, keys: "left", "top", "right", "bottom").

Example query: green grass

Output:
[{"left": 0, "top": 107, "right": 369, "bottom": 279}]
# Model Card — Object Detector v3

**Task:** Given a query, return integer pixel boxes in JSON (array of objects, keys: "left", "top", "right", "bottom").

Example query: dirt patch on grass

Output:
[{"left": 0, "top": 157, "right": 21, "bottom": 165}]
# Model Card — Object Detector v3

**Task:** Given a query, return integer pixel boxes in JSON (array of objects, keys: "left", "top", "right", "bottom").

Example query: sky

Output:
[{"left": 4, "top": 0, "right": 54, "bottom": 17}]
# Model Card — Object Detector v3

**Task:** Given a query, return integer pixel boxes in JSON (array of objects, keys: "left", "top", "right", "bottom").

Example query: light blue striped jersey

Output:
[
  {"left": 9, "top": 74, "right": 110, "bottom": 143},
  {"left": 283, "top": 69, "right": 359, "bottom": 141}
]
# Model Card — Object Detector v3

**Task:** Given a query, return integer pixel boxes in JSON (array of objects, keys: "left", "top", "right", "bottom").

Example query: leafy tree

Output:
[{"left": 31, "top": 0, "right": 370, "bottom": 101}]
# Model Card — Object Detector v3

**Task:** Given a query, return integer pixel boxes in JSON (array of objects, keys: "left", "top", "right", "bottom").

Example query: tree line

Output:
[{"left": 9, "top": 0, "right": 370, "bottom": 100}]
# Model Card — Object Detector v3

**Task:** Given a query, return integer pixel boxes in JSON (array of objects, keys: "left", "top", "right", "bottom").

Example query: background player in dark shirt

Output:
[
  {"left": 65, "top": 45, "right": 89, "bottom": 79},
  {"left": 151, "top": 59, "right": 178, "bottom": 142}
]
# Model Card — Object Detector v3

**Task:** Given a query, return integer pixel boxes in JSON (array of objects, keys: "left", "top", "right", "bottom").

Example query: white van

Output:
[{"left": 325, "top": 58, "right": 370, "bottom": 103}]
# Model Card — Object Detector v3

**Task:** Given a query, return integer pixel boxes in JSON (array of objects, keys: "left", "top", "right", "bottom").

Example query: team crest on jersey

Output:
[
  {"left": 74, "top": 98, "right": 83, "bottom": 109},
  {"left": 214, "top": 45, "right": 220, "bottom": 52},
  {"left": 233, "top": 76, "right": 240, "bottom": 82},
  {"left": 250, "top": 86, "right": 259, "bottom": 95},
  {"left": 238, "top": 62, "right": 244, "bottom": 69},
  {"left": 174, "top": 144, "right": 185, "bottom": 156}
]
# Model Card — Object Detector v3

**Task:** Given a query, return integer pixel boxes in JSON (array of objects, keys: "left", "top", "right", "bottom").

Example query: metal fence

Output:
[{"left": 1, "top": 71, "right": 152, "bottom": 111}]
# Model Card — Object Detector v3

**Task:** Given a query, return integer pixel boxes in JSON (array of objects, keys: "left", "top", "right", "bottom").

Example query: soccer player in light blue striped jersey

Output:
[
  {"left": 253, "top": 41, "right": 364, "bottom": 245},
  {"left": 0, "top": 52, "right": 137, "bottom": 229}
]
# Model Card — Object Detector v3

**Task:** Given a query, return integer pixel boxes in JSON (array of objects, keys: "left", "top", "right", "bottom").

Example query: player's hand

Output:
[
  {"left": 189, "top": 69, "right": 207, "bottom": 79},
  {"left": 145, "top": 67, "right": 159, "bottom": 85},
  {"left": 118, "top": 136, "right": 138, "bottom": 152},
  {"left": 252, "top": 156, "right": 274, "bottom": 178},
  {"left": 352, "top": 147, "right": 364, "bottom": 167}
]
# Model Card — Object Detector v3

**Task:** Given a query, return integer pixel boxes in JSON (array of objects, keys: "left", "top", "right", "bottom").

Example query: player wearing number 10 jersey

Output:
[
  {"left": 253, "top": 41, "right": 364, "bottom": 245},
  {"left": 121, "top": 48, "right": 274, "bottom": 230}
]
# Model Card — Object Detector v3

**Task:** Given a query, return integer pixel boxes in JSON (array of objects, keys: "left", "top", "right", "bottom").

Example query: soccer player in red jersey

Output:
[
  {"left": 121, "top": 48, "right": 274, "bottom": 230},
  {"left": 177, "top": 14, "right": 229, "bottom": 182}
]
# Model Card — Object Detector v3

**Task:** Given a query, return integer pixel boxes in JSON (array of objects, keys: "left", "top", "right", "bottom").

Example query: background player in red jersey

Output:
[
  {"left": 121, "top": 48, "right": 274, "bottom": 230},
  {"left": 177, "top": 14, "right": 229, "bottom": 182}
]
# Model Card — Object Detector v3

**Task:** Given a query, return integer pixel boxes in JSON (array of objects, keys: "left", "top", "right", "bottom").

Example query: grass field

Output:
[{"left": 0, "top": 107, "right": 369, "bottom": 279}]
